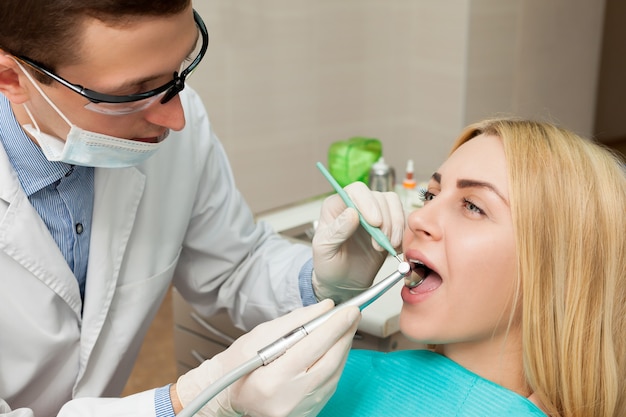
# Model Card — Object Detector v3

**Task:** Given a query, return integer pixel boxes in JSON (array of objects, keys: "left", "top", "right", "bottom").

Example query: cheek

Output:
[
  {"left": 44, "top": 86, "right": 86, "bottom": 113},
  {"left": 457, "top": 220, "right": 515, "bottom": 268},
  {"left": 79, "top": 110, "right": 141, "bottom": 138},
  {"left": 452, "top": 230, "right": 517, "bottom": 304}
]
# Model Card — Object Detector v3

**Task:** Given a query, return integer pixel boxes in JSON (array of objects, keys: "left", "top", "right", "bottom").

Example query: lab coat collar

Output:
[{"left": 0, "top": 145, "right": 83, "bottom": 315}]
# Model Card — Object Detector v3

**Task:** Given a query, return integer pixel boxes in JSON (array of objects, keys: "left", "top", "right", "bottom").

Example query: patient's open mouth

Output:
[{"left": 405, "top": 260, "right": 431, "bottom": 288}]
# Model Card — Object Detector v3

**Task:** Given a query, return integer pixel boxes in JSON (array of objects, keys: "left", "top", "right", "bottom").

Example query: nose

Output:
[
  {"left": 143, "top": 93, "right": 186, "bottom": 131},
  {"left": 406, "top": 201, "right": 443, "bottom": 241}
]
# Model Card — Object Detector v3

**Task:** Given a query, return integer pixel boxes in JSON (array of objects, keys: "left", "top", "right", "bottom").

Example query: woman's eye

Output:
[
  {"left": 418, "top": 188, "right": 436, "bottom": 203},
  {"left": 464, "top": 199, "right": 484, "bottom": 215}
]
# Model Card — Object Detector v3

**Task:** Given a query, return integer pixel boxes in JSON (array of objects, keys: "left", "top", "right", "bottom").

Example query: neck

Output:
[
  {"left": 10, "top": 101, "right": 30, "bottom": 127},
  {"left": 438, "top": 328, "right": 530, "bottom": 397},
  {"left": 10, "top": 100, "right": 69, "bottom": 147},
  {"left": 10, "top": 102, "right": 42, "bottom": 146}
]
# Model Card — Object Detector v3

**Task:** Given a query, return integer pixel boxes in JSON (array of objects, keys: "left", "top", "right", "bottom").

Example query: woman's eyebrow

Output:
[
  {"left": 457, "top": 178, "right": 509, "bottom": 205},
  {"left": 431, "top": 172, "right": 509, "bottom": 205}
]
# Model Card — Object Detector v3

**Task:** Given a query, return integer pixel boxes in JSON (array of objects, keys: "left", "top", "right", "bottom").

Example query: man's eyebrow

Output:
[
  {"left": 107, "top": 31, "right": 200, "bottom": 93},
  {"left": 109, "top": 74, "right": 165, "bottom": 93},
  {"left": 430, "top": 172, "right": 509, "bottom": 205}
]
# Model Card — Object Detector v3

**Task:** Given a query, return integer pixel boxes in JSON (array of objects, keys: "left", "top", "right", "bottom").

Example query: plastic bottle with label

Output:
[{"left": 395, "top": 159, "right": 423, "bottom": 211}]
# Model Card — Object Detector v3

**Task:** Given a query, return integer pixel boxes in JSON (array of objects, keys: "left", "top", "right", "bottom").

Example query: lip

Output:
[
  {"left": 403, "top": 248, "right": 437, "bottom": 279},
  {"left": 132, "top": 130, "right": 170, "bottom": 143}
]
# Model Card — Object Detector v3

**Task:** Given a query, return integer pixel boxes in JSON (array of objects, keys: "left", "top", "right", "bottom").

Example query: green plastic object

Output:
[{"left": 327, "top": 137, "right": 382, "bottom": 187}]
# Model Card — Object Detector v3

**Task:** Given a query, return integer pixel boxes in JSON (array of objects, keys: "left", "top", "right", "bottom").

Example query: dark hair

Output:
[{"left": 0, "top": 0, "right": 191, "bottom": 80}]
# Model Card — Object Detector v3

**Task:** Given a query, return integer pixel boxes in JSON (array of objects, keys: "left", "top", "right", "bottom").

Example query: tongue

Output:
[{"left": 410, "top": 273, "right": 442, "bottom": 294}]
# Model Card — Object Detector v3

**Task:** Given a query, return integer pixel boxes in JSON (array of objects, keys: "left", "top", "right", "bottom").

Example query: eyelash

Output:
[
  {"left": 417, "top": 187, "right": 485, "bottom": 215},
  {"left": 463, "top": 198, "right": 484, "bottom": 215},
  {"left": 417, "top": 187, "right": 434, "bottom": 202}
]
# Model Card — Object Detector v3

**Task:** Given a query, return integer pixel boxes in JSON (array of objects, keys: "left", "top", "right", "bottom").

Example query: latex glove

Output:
[
  {"left": 312, "top": 181, "right": 405, "bottom": 303},
  {"left": 176, "top": 299, "right": 360, "bottom": 417}
]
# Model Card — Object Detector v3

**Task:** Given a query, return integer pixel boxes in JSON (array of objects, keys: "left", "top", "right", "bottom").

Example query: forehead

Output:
[
  {"left": 439, "top": 134, "right": 509, "bottom": 190},
  {"left": 60, "top": 8, "right": 197, "bottom": 86}
]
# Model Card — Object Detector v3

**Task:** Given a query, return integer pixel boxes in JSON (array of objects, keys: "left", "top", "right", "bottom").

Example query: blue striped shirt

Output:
[
  {"left": 155, "top": 385, "right": 176, "bottom": 417},
  {"left": 0, "top": 95, "right": 93, "bottom": 301}
]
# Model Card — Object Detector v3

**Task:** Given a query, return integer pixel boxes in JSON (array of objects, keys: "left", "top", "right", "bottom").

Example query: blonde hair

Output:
[{"left": 451, "top": 119, "right": 626, "bottom": 417}]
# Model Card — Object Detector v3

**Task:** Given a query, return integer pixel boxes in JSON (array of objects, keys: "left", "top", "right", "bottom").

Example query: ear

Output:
[{"left": 0, "top": 51, "right": 31, "bottom": 104}]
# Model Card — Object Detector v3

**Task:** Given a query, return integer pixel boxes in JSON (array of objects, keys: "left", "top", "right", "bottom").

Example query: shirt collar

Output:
[{"left": 0, "top": 94, "right": 73, "bottom": 196}]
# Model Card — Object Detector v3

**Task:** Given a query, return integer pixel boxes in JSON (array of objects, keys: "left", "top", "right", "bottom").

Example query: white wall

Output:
[{"left": 190, "top": 0, "right": 605, "bottom": 214}]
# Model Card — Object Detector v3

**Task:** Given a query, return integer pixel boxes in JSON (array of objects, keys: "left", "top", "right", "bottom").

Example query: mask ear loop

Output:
[
  {"left": 21, "top": 102, "right": 42, "bottom": 134},
  {"left": 12, "top": 58, "right": 74, "bottom": 129}
]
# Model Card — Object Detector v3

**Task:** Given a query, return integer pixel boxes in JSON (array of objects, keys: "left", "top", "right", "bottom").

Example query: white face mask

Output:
[{"left": 16, "top": 60, "right": 168, "bottom": 168}]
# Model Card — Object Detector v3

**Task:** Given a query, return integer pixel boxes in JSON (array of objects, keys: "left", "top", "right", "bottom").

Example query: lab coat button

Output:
[{"left": 75, "top": 223, "right": 84, "bottom": 234}]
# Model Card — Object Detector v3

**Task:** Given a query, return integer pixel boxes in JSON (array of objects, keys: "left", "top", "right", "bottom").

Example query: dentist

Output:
[{"left": 0, "top": 1, "right": 405, "bottom": 416}]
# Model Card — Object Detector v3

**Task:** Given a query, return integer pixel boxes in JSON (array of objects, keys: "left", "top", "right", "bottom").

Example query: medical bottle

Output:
[
  {"left": 396, "top": 159, "right": 421, "bottom": 211},
  {"left": 368, "top": 157, "right": 395, "bottom": 192}
]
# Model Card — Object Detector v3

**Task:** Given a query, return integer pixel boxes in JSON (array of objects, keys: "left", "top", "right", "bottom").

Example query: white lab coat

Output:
[{"left": 0, "top": 88, "right": 311, "bottom": 417}]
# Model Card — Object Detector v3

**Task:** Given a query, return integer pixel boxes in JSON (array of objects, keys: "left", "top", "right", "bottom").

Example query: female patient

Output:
[{"left": 319, "top": 119, "right": 626, "bottom": 417}]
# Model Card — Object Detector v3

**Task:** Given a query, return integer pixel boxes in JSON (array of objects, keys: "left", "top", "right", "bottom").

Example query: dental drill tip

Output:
[
  {"left": 397, "top": 261, "right": 411, "bottom": 275},
  {"left": 394, "top": 254, "right": 404, "bottom": 264}
]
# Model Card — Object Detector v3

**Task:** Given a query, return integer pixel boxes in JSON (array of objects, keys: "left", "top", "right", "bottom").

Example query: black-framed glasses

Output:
[{"left": 16, "top": 9, "right": 208, "bottom": 115}]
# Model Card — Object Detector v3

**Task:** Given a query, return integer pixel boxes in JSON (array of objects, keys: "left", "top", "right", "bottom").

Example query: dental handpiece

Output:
[
  {"left": 177, "top": 261, "right": 411, "bottom": 417},
  {"left": 258, "top": 261, "right": 411, "bottom": 365}
]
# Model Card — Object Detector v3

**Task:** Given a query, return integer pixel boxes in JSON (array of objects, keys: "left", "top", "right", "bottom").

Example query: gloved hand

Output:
[
  {"left": 312, "top": 181, "right": 405, "bottom": 303},
  {"left": 176, "top": 299, "right": 360, "bottom": 417}
]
